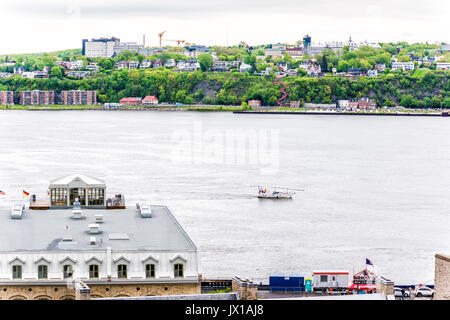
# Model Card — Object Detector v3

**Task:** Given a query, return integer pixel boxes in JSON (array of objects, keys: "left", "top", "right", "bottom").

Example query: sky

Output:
[{"left": 0, "top": 0, "right": 449, "bottom": 54}]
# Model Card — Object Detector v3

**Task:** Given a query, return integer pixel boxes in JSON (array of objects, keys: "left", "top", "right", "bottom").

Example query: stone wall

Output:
[
  {"left": 0, "top": 282, "right": 200, "bottom": 300},
  {"left": 434, "top": 253, "right": 450, "bottom": 300},
  {"left": 231, "top": 276, "right": 258, "bottom": 300}
]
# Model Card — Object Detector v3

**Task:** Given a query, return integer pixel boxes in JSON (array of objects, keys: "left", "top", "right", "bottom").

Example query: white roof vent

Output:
[
  {"left": 89, "top": 236, "right": 97, "bottom": 245},
  {"left": 137, "top": 203, "right": 152, "bottom": 218},
  {"left": 63, "top": 226, "right": 73, "bottom": 241},
  {"left": 89, "top": 223, "right": 100, "bottom": 234},
  {"left": 11, "top": 203, "right": 25, "bottom": 219},
  {"left": 95, "top": 215, "right": 104, "bottom": 223},
  {"left": 72, "top": 208, "right": 83, "bottom": 219}
]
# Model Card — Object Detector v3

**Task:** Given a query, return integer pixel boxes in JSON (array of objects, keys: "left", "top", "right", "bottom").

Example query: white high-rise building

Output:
[{"left": 82, "top": 37, "right": 120, "bottom": 58}]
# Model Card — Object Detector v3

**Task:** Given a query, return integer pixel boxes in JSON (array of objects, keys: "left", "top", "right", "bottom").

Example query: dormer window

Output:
[
  {"left": 63, "top": 265, "right": 73, "bottom": 279},
  {"left": 12, "top": 265, "right": 22, "bottom": 279},
  {"left": 117, "top": 264, "right": 127, "bottom": 279},
  {"left": 38, "top": 265, "right": 48, "bottom": 279},
  {"left": 89, "top": 264, "right": 99, "bottom": 279},
  {"left": 145, "top": 264, "right": 155, "bottom": 278},
  {"left": 174, "top": 263, "right": 184, "bottom": 278}
]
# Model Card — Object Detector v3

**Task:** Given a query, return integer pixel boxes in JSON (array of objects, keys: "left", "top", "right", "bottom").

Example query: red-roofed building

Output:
[
  {"left": 119, "top": 97, "right": 142, "bottom": 106},
  {"left": 142, "top": 95, "right": 159, "bottom": 105}
]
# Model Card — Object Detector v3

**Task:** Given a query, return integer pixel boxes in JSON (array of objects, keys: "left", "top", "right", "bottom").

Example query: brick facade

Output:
[
  {"left": 62, "top": 90, "right": 97, "bottom": 105},
  {"left": 0, "top": 91, "right": 14, "bottom": 105},
  {"left": 19, "top": 90, "right": 55, "bottom": 105}
]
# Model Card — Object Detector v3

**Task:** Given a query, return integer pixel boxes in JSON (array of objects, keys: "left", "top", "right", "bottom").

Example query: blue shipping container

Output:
[{"left": 269, "top": 275, "right": 305, "bottom": 292}]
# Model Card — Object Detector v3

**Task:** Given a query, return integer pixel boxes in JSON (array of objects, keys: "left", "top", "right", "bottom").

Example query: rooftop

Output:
[{"left": 0, "top": 206, "right": 196, "bottom": 252}]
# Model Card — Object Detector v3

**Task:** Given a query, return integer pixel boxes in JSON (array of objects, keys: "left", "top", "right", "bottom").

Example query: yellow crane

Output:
[{"left": 158, "top": 31, "right": 167, "bottom": 48}]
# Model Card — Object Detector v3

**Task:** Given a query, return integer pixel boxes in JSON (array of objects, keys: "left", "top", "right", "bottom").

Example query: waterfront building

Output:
[
  {"left": 82, "top": 37, "right": 120, "bottom": 58},
  {"left": 338, "top": 100, "right": 349, "bottom": 109},
  {"left": 119, "top": 97, "right": 142, "bottom": 106},
  {"left": 61, "top": 90, "right": 97, "bottom": 105},
  {"left": 391, "top": 62, "right": 415, "bottom": 71},
  {"left": 289, "top": 100, "right": 300, "bottom": 108},
  {"left": 0, "top": 175, "right": 200, "bottom": 300},
  {"left": 0, "top": 91, "right": 14, "bottom": 105},
  {"left": 19, "top": 90, "right": 54, "bottom": 105},
  {"left": 358, "top": 97, "right": 377, "bottom": 109},
  {"left": 248, "top": 100, "right": 261, "bottom": 108},
  {"left": 142, "top": 96, "right": 159, "bottom": 105},
  {"left": 312, "top": 270, "right": 349, "bottom": 291}
]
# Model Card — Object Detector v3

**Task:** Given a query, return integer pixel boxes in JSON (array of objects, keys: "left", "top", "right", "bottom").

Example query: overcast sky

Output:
[{"left": 1, "top": 0, "right": 449, "bottom": 54}]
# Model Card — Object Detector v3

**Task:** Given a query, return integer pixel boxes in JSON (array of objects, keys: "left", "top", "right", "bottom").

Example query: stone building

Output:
[
  {"left": 0, "top": 176, "right": 200, "bottom": 300},
  {"left": 434, "top": 253, "right": 450, "bottom": 300}
]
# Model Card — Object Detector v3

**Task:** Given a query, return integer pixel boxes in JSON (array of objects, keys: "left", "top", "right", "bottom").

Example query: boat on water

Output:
[{"left": 257, "top": 186, "right": 302, "bottom": 199}]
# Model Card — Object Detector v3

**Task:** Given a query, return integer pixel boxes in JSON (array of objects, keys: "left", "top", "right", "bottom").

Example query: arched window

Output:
[
  {"left": 89, "top": 264, "right": 99, "bottom": 279},
  {"left": 12, "top": 265, "right": 22, "bottom": 279},
  {"left": 63, "top": 265, "right": 73, "bottom": 279},
  {"left": 117, "top": 264, "right": 127, "bottom": 279},
  {"left": 174, "top": 263, "right": 184, "bottom": 278},
  {"left": 145, "top": 264, "right": 155, "bottom": 278},
  {"left": 38, "top": 265, "right": 48, "bottom": 279}
]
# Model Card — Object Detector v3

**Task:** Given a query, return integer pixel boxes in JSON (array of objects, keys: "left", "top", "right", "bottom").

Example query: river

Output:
[{"left": 0, "top": 110, "right": 449, "bottom": 284}]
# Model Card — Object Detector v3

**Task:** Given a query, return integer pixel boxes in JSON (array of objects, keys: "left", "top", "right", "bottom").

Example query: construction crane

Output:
[
  {"left": 166, "top": 39, "right": 186, "bottom": 46},
  {"left": 158, "top": 31, "right": 167, "bottom": 48}
]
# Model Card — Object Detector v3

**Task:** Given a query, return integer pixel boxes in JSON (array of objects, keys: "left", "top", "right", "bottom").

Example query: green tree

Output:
[{"left": 198, "top": 53, "right": 213, "bottom": 72}]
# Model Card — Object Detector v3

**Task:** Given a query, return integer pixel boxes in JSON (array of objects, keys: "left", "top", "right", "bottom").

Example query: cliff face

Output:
[{"left": 0, "top": 70, "right": 448, "bottom": 107}]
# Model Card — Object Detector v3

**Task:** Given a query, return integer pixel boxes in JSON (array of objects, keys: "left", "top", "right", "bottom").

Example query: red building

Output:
[
  {"left": 347, "top": 269, "right": 377, "bottom": 292},
  {"left": 248, "top": 100, "right": 261, "bottom": 108},
  {"left": 62, "top": 90, "right": 97, "bottom": 105},
  {"left": 0, "top": 91, "right": 14, "bottom": 105},
  {"left": 19, "top": 90, "right": 54, "bottom": 105},
  {"left": 142, "top": 95, "right": 159, "bottom": 105},
  {"left": 119, "top": 97, "right": 142, "bottom": 106}
]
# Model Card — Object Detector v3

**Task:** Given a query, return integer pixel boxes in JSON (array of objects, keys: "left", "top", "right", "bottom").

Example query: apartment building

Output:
[
  {"left": 0, "top": 91, "right": 14, "bottom": 105},
  {"left": 61, "top": 90, "right": 97, "bottom": 105},
  {"left": 19, "top": 90, "right": 55, "bottom": 105}
]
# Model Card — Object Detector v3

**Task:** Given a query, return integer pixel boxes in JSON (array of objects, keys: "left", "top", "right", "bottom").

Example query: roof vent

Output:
[
  {"left": 95, "top": 215, "right": 104, "bottom": 223},
  {"left": 89, "top": 223, "right": 100, "bottom": 234},
  {"left": 11, "top": 203, "right": 25, "bottom": 219},
  {"left": 89, "top": 237, "right": 97, "bottom": 245},
  {"left": 72, "top": 198, "right": 83, "bottom": 219},
  {"left": 63, "top": 226, "right": 73, "bottom": 241},
  {"left": 137, "top": 203, "right": 152, "bottom": 218}
]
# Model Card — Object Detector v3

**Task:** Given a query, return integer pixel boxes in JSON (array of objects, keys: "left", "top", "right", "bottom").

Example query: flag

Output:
[
  {"left": 0, "top": 190, "right": 5, "bottom": 195},
  {"left": 23, "top": 190, "right": 30, "bottom": 197},
  {"left": 366, "top": 258, "right": 373, "bottom": 266}
]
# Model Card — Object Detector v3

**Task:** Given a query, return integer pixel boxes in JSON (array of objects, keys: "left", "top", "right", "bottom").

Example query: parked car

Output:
[
  {"left": 415, "top": 287, "right": 434, "bottom": 297},
  {"left": 11, "top": 203, "right": 25, "bottom": 219},
  {"left": 393, "top": 287, "right": 410, "bottom": 297}
]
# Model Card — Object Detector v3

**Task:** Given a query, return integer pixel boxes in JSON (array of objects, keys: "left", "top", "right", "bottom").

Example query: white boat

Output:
[{"left": 257, "top": 186, "right": 302, "bottom": 199}]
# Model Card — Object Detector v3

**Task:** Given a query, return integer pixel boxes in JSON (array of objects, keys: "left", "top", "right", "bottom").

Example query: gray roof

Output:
[{"left": 0, "top": 206, "right": 196, "bottom": 252}]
